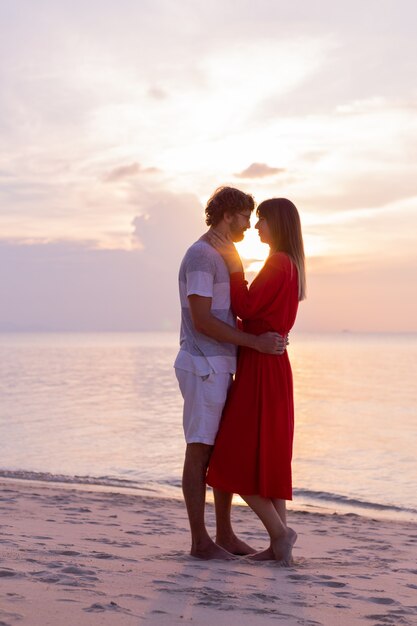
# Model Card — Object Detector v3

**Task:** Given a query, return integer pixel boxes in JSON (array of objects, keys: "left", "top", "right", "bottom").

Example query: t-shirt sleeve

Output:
[
  {"left": 230, "top": 254, "right": 288, "bottom": 319},
  {"left": 185, "top": 247, "right": 215, "bottom": 298}
]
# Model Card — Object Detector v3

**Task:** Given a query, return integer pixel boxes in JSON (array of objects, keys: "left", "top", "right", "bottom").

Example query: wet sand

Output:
[{"left": 1, "top": 479, "right": 416, "bottom": 625}]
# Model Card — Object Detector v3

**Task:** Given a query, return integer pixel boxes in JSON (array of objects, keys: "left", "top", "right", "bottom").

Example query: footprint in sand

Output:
[
  {"left": 90, "top": 551, "right": 116, "bottom": 560},
  {"left": 0, "top": 609, "right": 24, "bottom": 626},
  {"left": 365, "top": 609, "right": 412, "bottom": 624},
  {"left": 0, "top": 569, "right": 20, "bottom": 578},
  {"left": 367, "top": 596, "right": 396, "bottom": 605},
  {"left": 61, "top": 566, "right": 97, "bottom": 577},
  {"left": 288, "top": 574, "right": 311, "bottom": 582},
  {"left": 83, "top": 602, "right": 131, "bottom": 615},
  {"left": 334, "top": 591, "right": 357, "bottom": 599},
  {"left": 33, "top": 535, "right": 53, "bottom": 540}
]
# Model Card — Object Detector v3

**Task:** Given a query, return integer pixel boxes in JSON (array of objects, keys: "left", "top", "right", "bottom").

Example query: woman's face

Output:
[{"left": 255, "top": 215, "right": 273, "bottom": 245}]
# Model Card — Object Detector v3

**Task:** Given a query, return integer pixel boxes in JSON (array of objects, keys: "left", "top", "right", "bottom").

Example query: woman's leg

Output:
[
  {"left": 272, "top": 498, "right": 287, "bottom": 527},
  {"left": 240, "top": 494, "right": 294, "bottom": 564},
  {"left": 272, "top": 498, "right": 297, "bottom": 552}
]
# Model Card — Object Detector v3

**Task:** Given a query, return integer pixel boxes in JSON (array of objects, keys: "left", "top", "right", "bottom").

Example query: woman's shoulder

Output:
[{"left": 266, "top": 251, "right": 293, "bottom": 270}]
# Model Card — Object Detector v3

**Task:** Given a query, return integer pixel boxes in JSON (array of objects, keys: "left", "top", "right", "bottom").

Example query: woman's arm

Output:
[
  {"left": 206, "top": 230, "right": 288, "bottom": 323},
  {"left": 229, "top": 255, "right": 286, "bottom": 320}
]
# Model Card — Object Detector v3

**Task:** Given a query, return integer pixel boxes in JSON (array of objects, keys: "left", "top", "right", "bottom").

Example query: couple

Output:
[{"left": 174, "top": 186, "right": 306, "bottom": 564}]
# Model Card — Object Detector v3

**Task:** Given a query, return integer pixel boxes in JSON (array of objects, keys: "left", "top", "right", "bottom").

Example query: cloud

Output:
[
  {"left": 0, "top": 239, "right": 155, "bottom": 331},
  {"left": 1, "top": 190, "right": 415, "bottom": 334},
  {"left": 234, "top": 163, "right": 286, "bottom": 179},
  {"left": 1, "top": 1, "right": 416, "bottom": 333},
  {"left": 147, "top": 86, "right": 168, "bottom": 100},
  {"left": 1, "top": 227, "right": 415, "bottom": 333},
  {"left": 297, "top": 167, "right": 417, "bottom": 214},
  {"left": 0, "top": 189, "right": 206, "bottom": 331},
  {"left": 300, "top": 196, "right": 417, "bottom": 272},
  {"left": 103, "top": 162, "right": 160, "bottom": 183},
  {"left": 131, "top": 190, "right": 204, "bottom": 257}
]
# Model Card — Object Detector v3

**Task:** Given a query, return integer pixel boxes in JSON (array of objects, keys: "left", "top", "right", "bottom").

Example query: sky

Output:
[{"left": 1, "top": 0, "right": 416, "bottom": 332}]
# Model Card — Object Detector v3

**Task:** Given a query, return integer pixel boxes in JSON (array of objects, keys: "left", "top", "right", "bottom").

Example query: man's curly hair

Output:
[{"left": 205, "top": 186, "right": 255, "bottom": 227}]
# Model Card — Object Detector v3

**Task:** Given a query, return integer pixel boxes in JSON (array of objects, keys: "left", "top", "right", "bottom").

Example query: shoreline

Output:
[
  {"left": 1, "top": 472, "right": 415, "bottom": 525},
  {"left": 1, "top": 479, "right": 416, "bottom": 625}
]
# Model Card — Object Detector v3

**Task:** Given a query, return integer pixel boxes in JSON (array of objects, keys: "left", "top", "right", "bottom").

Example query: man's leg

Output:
[
  {"left": 213, "top": 489, "right": 256, "bottom": 555},
  {"left": 182, "top": 443, "right": 233, "bottom": 560}
]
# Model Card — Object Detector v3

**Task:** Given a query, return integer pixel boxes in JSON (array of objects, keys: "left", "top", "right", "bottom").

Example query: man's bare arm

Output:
[{"left": 188, "top": 295, "right": 286, "bottom": 355}]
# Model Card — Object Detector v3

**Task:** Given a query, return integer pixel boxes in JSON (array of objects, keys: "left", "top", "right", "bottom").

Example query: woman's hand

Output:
[{"left": 206, "top": 230, "right": 243, "bottom": 274}]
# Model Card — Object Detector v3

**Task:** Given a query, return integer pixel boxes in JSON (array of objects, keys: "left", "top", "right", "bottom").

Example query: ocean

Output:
[{"left": 0, "top": 332, "right": 416, "bottom": 521}]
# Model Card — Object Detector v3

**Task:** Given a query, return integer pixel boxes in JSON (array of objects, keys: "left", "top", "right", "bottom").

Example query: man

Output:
[{"left": 174, "top": 186, "right": 287, "bottom": 560}]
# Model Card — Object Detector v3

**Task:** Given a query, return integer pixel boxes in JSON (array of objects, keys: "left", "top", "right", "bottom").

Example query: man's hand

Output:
[
  {"left": 188, "top": 294, "right": 290, "bottom": 354},
  {"left": 255, "top": 332, "right": 288, "bottom": 355}
]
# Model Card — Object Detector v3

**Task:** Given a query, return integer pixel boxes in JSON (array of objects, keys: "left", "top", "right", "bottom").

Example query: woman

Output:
[{"left": 206, "top": 198, "right": 306, "bottom": 564}]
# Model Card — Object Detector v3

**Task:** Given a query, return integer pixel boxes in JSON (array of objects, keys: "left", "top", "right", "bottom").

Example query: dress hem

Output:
[{"left": 206, "top": 480, "right": 292, "bottom": 501}]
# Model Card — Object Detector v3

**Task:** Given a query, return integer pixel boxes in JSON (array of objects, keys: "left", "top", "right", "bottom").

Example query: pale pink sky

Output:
[{"left": 0, "top": 0, "right": 416, "bottom": 332}]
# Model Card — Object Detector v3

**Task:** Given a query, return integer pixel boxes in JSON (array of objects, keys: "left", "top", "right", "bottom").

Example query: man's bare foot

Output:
[
  {"left": 216, "top": 534, "right": 256, "bottom": 556},
  {"left": 271, "top": 527, "right": 297, "bottom": 566},
  {"left": 190, "top": 538, "right": 236, "bottom": 560}
]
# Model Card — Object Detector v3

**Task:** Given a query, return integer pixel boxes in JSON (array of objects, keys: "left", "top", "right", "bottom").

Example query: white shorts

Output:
[{"left": 175, "top": 369, "right": 232, "bottom": 445}]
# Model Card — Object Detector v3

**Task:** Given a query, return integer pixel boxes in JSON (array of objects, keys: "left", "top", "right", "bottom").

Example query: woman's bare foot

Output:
[
  {"left": 190, "top": 538, "right": 236, "bottom": 560},
  {"left": 216, "top": 534, "right": 256, "bottom": 555},
  {"left": 271, "top": 527, "right": 297, "bottom": 565},
  {"left": 248, "top": 546, "right": 275, "bottom": 561},
  {"left": 247, "top": 527, "right": 297, "bottom": 563},
  {"left": 287, "top": 527, "right": 297, "bottom": 548}
]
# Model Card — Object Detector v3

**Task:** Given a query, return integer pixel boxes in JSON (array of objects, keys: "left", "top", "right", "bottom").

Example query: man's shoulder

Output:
[
  {"left": 179, "top": 235, "right": 230, "bottom": 284},
  {"left": 186, "top": 237, "right": 216, "bottom": 256},
  {"left": 182, "top": 237, "right": 220, "bottom": 267}
]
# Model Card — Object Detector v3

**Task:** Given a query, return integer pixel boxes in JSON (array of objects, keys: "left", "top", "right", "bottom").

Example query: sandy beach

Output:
[{"left": 1, "top": 480, "right": 416, "bottom": 626}]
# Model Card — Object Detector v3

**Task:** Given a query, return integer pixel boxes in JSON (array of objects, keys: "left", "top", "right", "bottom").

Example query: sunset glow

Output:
[
  {"left": 236, "top": 217, "right": 328, "bottom": 263},
  {"left": 0, "top": 1, "right": 416, "bottom": 332},
  {"left": 235, "top": 226, "right": 268, "bottom": 264}
]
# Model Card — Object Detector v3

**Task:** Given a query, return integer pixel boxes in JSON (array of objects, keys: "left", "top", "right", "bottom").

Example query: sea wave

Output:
[
  {"left": 2, "top": 469, "right": 415, "bottom": 521},
  {"left": 0, "top": 469, "right": 159, "bottom": 494},
  {"left": 293, "top": 488, "right": 417, "bottom": 517}
]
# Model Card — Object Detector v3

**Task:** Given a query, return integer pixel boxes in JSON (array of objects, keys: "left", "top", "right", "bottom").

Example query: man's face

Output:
[{"left": 229, "top": 211, "right": 251, "bottom": 242}]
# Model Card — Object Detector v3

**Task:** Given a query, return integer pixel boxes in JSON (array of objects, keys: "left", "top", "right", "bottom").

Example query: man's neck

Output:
[{"left": 209, "top": 223, "right": 229, "bottom": 237}]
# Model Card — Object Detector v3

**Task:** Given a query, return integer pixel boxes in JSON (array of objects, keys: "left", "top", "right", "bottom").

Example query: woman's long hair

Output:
[{"left": 257, "top": 198, "right": 306, "bottom": 301}]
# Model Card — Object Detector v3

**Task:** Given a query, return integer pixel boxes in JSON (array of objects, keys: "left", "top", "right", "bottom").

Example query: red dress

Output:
[{"left": 206, "top": 252, "right": 299, "bottom": 500}]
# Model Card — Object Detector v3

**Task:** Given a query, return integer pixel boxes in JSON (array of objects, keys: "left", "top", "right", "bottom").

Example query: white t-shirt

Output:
[{"left": 174, "top": 238, "right": 237, "bottom": 376}]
